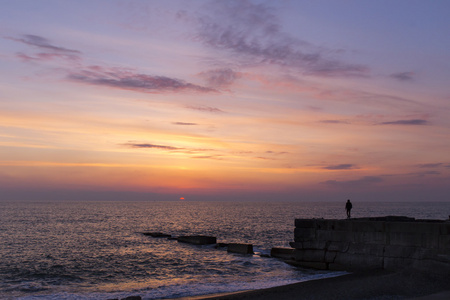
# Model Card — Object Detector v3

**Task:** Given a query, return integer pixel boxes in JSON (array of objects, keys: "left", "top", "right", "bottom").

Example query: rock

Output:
[
  {"left": 227, "top": 243, "right": 254, "bottom": 254},
  {"left": 142, "top": 232, "right": 171, "bottom": 238},
  {"left": 121, "top": 296, "right": 142, "bottom": 300},
  {"left": 177, "top": 235, "right": 217, "bottom": 245}
]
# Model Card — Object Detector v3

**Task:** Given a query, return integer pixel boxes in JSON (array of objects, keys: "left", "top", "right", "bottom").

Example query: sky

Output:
[{"left": 1, "top": 0, "right": 450, "bottom": 202}]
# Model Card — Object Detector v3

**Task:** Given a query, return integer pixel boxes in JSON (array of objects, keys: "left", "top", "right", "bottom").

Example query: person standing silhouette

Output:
[{"left": 345, "top": 199, "right": 352, "bottom": 219}]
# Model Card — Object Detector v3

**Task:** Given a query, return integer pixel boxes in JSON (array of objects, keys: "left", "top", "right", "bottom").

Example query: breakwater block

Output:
[
  {"left": 227, "top": 243, "right": 254, "bottom": 254},
  {"left": 177, "top": 236, "right": 217, "bottom": 245},
  {"left": 271, "top": 247, "right": 295, "bottom": 259},
  {"left": 142, "top": 232, "right": 171, "bottom": 238}
]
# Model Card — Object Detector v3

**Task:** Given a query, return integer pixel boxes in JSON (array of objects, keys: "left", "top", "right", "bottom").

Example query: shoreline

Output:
[{"left": 170, "top": 269, "right": 449, "bottom": 300}]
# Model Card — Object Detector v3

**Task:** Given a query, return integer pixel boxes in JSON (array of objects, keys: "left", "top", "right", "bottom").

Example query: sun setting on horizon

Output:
[{"left": 1, "top": 0, "right": 450, "bottom": 202}]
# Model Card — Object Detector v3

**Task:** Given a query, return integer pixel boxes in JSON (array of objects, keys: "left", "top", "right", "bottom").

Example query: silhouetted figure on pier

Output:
[{"left": 345, "top": 199, "right": 352, "bottom": 219}]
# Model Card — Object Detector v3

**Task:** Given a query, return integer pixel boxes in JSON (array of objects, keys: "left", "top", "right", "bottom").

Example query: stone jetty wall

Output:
[{"left": 290, "top": 217, "right": 450, "bottom": 274}]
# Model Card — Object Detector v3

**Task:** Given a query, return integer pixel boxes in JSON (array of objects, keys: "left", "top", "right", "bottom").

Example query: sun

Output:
[{"left": 179, "top": 197, "right": 185, "bottom": 200}]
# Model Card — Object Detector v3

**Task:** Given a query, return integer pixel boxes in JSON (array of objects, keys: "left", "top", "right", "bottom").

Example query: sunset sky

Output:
[{"left": 1, "top": 0, "right": 450, "bottom": 202}]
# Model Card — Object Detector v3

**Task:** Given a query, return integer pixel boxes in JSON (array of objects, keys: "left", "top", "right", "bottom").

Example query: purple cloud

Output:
[
  {"left": 16, "top": 52, "right": 81, "bottom": 63},
  {"left": 380, "top": 119, "right": 428, "bottom": 125},
  {"left": 319, "top": 120, "right": 349, "bottom": 124},
  {"left": 322, "top": 176, "right": 383, "bottom": 187},
  {"left": 123, "top": 142, "right": 216, "bottom": 157},
  {"left": 68, "top": 66, "right": 216, "bottom": 93},
  {"left": 266, "top": 151, "right": 288, "bottom": 155},
  {"left": 199, "top": 68, "right": 240, "bottom": 88},
  {"left": 185, "top": 105, "right": 224, "bottom": 113},
  {"left": 10, "top": 34, "right": 81, "bottom": 54},
  {"left": 416, "top": 163, "right": 443, "bottom": 168},
  {"left": 323, "top": 164, "right": 357, "bottom": 170},
  {"left": 172, "top": 122, "right": 198, "bottom": 126},
  {"left": 390, "top": 71, "right": 415, "bottom": 81},
  {"left": 409, "top": 171, "right": 441, "bottom": 177},
  {"left": 193, "top": 1, "right": 368, "bottom": 77},
  {"left": 124, "top": 143, "right": 181, "bottom": 151}
]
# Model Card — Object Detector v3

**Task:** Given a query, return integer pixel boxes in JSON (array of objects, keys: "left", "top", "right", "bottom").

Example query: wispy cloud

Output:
[
  {"left": 321, "top": 176, "right": 383, "bottom": 187},
  {"left": 319, "top": 120, "right": 349, "bottom": 124},
  {"left": 199, "top": 68, "right": 241, "bottom": 88},
  {"left": 124, "top": 143, "right": 182, "bottom": 151},
  {"left": 185, "top": 105, "right": 224, "bottom": 113},
  {"left": 16, "top": 52, "right": 81, "bottom": 63},
  {"left": 172, "top": 122, "right": 198, "bottom": 126},
  {"left": 409, "top": 170, "right": 441, "bottom": 177},
  {"left": 68, "top": 65, "right": 216, "bottom": 93},
  {"left": 123, "top": 142, "right": 216, "bottom": 156},
  {"left": 416, "top": 163, "right": 443, "bottom": 168},
  {"left": 323, "top": 164, "right": 357, "bottom": 170},
  {"left": 193, "top": 1, "right": 368, "bottom": 77},
  {"left": 265, "top": 151, "right": 288, "bottom": 155},
  {"left": 380, "top": 119, "right": 428, "bottom": 125},
  {"left": 390, "top": 71, "right": 415, "bottom": 81},
  {"left": 9, "top": 34, "right": 81, "bottom": 54}
]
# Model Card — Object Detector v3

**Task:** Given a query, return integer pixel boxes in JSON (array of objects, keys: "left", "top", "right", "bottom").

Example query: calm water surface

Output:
[{"left": 0, "top": 200, "right": 448, "bottom": 299}]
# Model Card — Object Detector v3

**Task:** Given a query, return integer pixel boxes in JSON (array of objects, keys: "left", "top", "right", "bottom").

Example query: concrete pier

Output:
[{"left": 290, "top": 216, "right": 450, "bottom": 274}]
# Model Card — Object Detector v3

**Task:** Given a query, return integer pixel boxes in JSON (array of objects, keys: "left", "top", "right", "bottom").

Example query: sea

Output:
[{"left": 0, "top": 200, "right": 449, "bottom": 300}]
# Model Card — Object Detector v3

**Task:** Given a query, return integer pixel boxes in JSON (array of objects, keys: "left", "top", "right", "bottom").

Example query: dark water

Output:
[{"left": 0, "top": 200, "right": 448, "bottom": 299}]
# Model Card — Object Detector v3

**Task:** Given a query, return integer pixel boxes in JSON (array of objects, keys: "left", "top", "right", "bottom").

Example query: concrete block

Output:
[
  {"left": 177, "top": 236, "right": 217, "bottom": 245},
  {"left": 327, "top": 241, "right": 350, "bottom": 252},
  {"left": 347, "top": 243, "right": 384, "bottom": 256},
  {"left": 386, "top": 222, "right": 440, "bottom": 234},
  {"left": 294, "top": 228, "right": 316, "bottom": 242},
  {"left": 384, "top": 245, "right": 417, "bottom": 258},
  {"left": 301, "top": 240, "right": 328, "bottom": 250},
  {"left": 317, "top": 230, "right": 354, "bottom": 242},
  {"left": 289, "top": 242, "right": 303, "bottom": 249},
  {"left": 422, "top": 233, "right": 440, "bottom": 249},
  {"left": 353, "top": 231, "right": 386, "bottom": 244},
  {"left": 351, "top": 221, "right": 385, "bottom": 232},
  {"left": 438, "top": 235, "right": 450, "bottom": 252},
  {"left": 334, "top": 253, "right": 383, "bottom": 269},
  {"left": 325, "top": 250, "right": 337, "bottom": 263},
  {"left": 227, "top": 243, "right": 253, "bottom": 254},
  {"left": 271, "top": 247, "right": 294, "bottom": 259},
  {"left": 295, "top": 219, "right": 317, "bottom": 228},
  {"left": 384, "top": 245, "right": 439, "bottom": 260},
  {"left": 315, "top": 219, "right": 330, "bottom": 230},
  {"left": 388, "top": 232, "right": 424, "bottom": 247},
  {"left": 439, "top": 223, "right": 450, "bottom": 235},
  {"left": 434, "top": 254, "right": 450, "bottom": 263},
  {"left": 329, "top": 220, "right": 353, "bottom": 231},
  {"left": 294, "top": 249, "right": 325, "bottom": 262}
]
